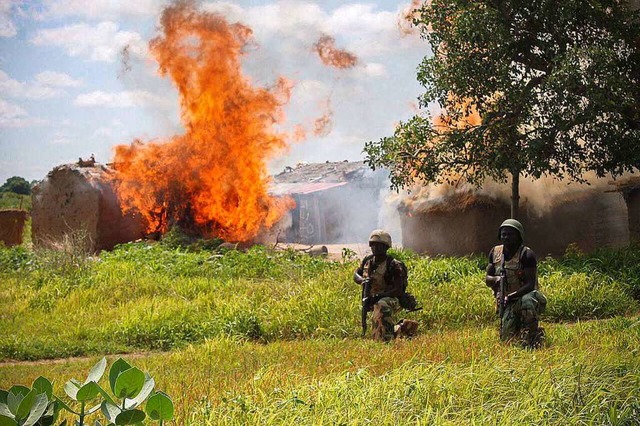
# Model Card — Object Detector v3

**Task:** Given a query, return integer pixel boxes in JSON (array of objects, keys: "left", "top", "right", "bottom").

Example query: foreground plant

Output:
[
  {"left": 0, "top": 376, "right": 58, "bottom": 426},
  {"left": 0, "top": 358, "right": 173, "bottom": 426}
]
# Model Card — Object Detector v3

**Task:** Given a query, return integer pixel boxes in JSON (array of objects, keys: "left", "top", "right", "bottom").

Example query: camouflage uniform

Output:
[
  {"left": 358, "top": 256, "right": 406, "bottom": 342},
  {"left": 491, "top": 244, "right": 547, "bottom": 343}
]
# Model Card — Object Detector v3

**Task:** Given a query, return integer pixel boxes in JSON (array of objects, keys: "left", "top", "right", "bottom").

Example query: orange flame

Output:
[
  {"left": 313, "top": 34, "right": 358, "bottom": 69},
  {"left": 313, "top": 98, "right": 333, "bottom": 137},
  {"left": 433, "top": 96, "right": 482, "bottom": 131},
  {"left": 112, "top": 1, "right": 295, "bottom": 242},
  {"left": 398, "top": 0, "right": 424, "bottom": 37}
]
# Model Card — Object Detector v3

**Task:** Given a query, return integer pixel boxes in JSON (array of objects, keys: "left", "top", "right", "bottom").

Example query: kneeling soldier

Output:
[
  {"left": 354, "top": 229, "right": 408, "bottom": 342},
  {"left": 486, "top": 219, "right": 547, "bottom": 348}
]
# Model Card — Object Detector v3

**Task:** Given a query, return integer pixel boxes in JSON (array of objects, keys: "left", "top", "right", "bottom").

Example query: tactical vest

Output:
[
  {"left": 363, "top": 256, "right": 393, "bottom": 296},
  {"left": 492, "top": 244, "right": 536, "bottom": 294}
]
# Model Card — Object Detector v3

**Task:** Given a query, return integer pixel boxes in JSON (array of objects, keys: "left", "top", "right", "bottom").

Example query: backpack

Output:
[{"left": 362, "top": 255, "right": 420, "bottom": 311}]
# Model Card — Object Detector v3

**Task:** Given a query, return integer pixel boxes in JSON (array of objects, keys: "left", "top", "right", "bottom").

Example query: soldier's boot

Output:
[
  {"left": 394, "top": 319, "right": 419, "bottom": 338},
  {"left": 521, "top": 319, "right": 543, "bottom": 349},
  {"left": 532, "top": 326, "right": 545, "bottom": 349}
]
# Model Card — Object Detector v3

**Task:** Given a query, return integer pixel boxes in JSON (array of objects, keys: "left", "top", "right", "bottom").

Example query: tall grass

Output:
[
  {"left": 2, "top": 317, "right": 638, "bottom": 425},
  {"left": 0, "top": 243, "right": 639, "bottom": 360},
  {"left": 0, "top": 191, "right": 31, "bottom": 210}
]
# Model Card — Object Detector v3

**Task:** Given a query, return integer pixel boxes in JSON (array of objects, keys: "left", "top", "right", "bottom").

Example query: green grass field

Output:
[{"left": 1, "top": 242, "right": 639, "bottom": 424}]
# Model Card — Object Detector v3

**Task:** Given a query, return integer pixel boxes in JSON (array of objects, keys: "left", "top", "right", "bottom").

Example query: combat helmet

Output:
[
  {"left": 369, "top": 229, "right": 392, "bottom": 247},
  {"left": 498, "top": 219, "right": 525, "bottom": 241}
]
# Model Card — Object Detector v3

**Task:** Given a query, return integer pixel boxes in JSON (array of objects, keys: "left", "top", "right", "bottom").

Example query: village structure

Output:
[
  {"left": 269, "top": 161, "right": 388, "bottom": 245},
  {"left": 1, "top": 158, "right": 638, "bottom": 257}
]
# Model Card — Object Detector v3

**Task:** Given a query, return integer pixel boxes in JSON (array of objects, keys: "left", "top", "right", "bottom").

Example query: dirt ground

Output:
[{"left": 277, "top": 242, "right": 378, "bottom": 261}]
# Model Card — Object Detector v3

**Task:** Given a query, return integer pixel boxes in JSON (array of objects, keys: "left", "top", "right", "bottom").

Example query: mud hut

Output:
[
  {"left": 400, "top": 192, "right": 510, "bottom": 257},
  {"left": 31, "top": 162, "right": 145, "bottom": 251},
  {"left": 610, "top": 176, "right": 640, "bottom": 243},
  {"left": 0, "top": 209, "right": 28, "bottom": 246},
  {"left": 270, "top": 161, "right": 387, "bottom": 244},
  {"left": 401, "top": 187, "right": 629, "bottom": 257}
]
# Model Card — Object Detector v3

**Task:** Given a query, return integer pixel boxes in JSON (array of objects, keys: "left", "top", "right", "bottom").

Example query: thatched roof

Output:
[
  {"left": 609, "top": 175, "right": 640, "bottom": 193},
  {"left": 272, "top": 161, "right": 371, "bottom": 184},
  {"left": 400, "top": 190, "right": 505, "bottom": 215}
]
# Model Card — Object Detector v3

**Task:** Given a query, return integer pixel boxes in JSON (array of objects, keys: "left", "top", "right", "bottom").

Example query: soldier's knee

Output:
[
  {"left": 374, "top": 300, "right": 392, "bottom": 315},
  {"left": 521, "top": 308, "right": 537, "bottom": 324}
]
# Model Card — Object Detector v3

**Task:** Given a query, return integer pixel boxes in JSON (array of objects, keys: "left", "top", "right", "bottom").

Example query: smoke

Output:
[
  {"left": 397, "top": 0, "right": 424, "bottom": 37},
  {"left": 313, "top": 97, "right": 333, "bottom": 137},
  {"left": 399, "top": 172, "right": 628, "bottom": 217},
  {"left": 313, "top": 34, "right": 359, "bottom": 69},
  {"left": 377, "top": 183, "right": 403, "bottom": 245}
]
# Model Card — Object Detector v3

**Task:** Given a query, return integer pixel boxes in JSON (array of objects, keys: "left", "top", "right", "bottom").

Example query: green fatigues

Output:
[
  {"left": 359, "top": 257, "right": 404, "bottom": 342},
  {"left": 501, "top": 290, "right": 547, "bottom": 342},
  {"left": 492, "top": 245, "right": 547, "bottom": 343}
]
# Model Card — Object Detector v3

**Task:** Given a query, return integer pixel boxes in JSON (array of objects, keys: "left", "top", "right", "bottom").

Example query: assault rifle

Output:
[
  {"left": 497, "top": 259, "right": 508, "bottom": 338},
  {"left": 498, "top": 267, "right": 507, "bottom": 319},
  {"left": 361, "top": 278, "right": 372, "bottom": 338},
  {"left": 361, "top": 278, "right": 381, "bottom": 338}
]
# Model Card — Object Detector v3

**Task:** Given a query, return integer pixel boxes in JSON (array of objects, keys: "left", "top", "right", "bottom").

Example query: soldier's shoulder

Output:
[{"left": 389, "top": 257, "right": 407, "bottom": 273}]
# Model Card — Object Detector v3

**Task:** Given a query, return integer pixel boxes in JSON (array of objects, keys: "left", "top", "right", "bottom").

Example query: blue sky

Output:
[{"left": 0, "top": 0, "right": 427, "bottom": 184}]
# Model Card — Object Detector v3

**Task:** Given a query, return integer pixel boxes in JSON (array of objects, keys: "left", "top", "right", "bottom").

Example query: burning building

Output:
[
  {"left": 400, "top": 182, "right": 630, "bottom": 257},
  {"left": 31, "top": 162, "right": 145, "bottom": 252},
  {"left": 270, "top": 161, "right": 388, "bottom": 244}
]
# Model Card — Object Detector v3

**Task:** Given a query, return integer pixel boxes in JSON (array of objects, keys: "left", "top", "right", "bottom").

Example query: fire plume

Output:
[
  {"left": 313, "top": 98, "right": 333, "bottom": 137},
  {"left": 113, "top": 1, "right": 294, "bottom": 242},
  {"left": 398, "top": 0, "right": 424, "bottom": 37},
  {"left": 313, "top": 34, "right": 358, "bottom": 69}
]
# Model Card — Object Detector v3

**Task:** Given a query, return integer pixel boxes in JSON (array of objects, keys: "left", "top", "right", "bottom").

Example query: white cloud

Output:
[
  {"left": 292, "top": 79, "right": 331, "bottom": 104},
  {"left": 31, "top": 21, "right": 147, "bottom": 62},
  {"left": 35, "top": 71, "right": 83, "bottom": 88},
  {"left": 0, "top": 70, "right": 66, "bottom": 99},
  {"left": 91, "top": 119, "right": 124, "bottom": 139},
  {"left": 50, "top": 131, "right": 72, "bottom": 145},
  {"left": 36, "top": 0, "right": 164, "bottom": 20},
  {"left": 0, "top": 98, "right": 47, "bottom": 127},
  {"left": 204, "top": 1, "right": 420, "bottom": 61},
  {"left": 0, "top": 0, "right": 17, "bottom": 38},
  {"left": 361, "top": 62, "right": 387, "bottom": 77},
  {"left": 74, "top": 90, "right": 172, "bottom": 108}
]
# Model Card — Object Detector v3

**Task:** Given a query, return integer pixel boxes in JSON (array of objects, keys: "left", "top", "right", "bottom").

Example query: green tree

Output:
[
  {"left": 364, "top": 0, "right": 640, "bottom": 219},
  {"left": 0, "top": 176, "right": 31, "bottom": 195}
]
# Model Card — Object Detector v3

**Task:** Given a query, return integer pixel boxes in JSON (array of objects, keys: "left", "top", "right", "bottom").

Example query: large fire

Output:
[{"left": 112, "top": 1, "right": 294, "bottom": 242}]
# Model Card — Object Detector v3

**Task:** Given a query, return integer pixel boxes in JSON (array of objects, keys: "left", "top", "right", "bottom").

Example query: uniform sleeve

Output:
[
  {"left": 521, "top": 248, "right": 537, "bottom": 268},
  {"left": 389, "top": 260, "right": 406, "bottom": 297},
  {"left": 356, "top": 257, "right": 367, "bottom": 276},
  {"left": 488, "top": 247, "right": 495, "bottom": 265}
]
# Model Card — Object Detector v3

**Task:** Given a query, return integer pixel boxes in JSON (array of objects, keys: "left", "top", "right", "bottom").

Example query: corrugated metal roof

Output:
[{"left": 269, "top": 181, "right": 348, "bottom": 196}]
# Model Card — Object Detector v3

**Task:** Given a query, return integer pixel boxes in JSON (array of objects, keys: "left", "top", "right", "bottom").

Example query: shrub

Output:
[{"left": 0, "top": 357, "right": 174, "bottom": 426}]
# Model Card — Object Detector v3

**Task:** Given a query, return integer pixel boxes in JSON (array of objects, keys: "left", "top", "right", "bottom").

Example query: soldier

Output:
[
  {"left": 354, "top": 229, "right": 409, "bottom": 342},
  {"left": 486, "top": 219, "right": 547, "bottom": 348}
]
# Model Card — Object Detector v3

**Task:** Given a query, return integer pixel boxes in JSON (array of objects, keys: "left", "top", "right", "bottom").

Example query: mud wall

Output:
[
  {"left": 524, "top": 191, "right": 629, "bottom": 256},
  {"left": 31, "top": 164, "right": 145, "bottom": 251},
  {"left": 401, "top": 198, "right": 510, "bottom": 256},
  {"left": 0, "top": 209, "right": 28, "bottom": 246},
  {"left": 624, "top": 188, "right": 640, "bottom": 243},
  {"left": 402, "top": 190, "right": 629, "bottom": 257}
]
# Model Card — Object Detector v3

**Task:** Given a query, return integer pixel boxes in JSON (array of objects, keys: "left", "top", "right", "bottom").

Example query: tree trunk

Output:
[{"left": 510, "top": 169, "right": 520, "bottom": 219}]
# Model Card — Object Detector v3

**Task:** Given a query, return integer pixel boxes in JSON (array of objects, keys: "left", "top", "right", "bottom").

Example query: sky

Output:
[{"left": 0, "top": 0, "right": 428, "bottom": 185}]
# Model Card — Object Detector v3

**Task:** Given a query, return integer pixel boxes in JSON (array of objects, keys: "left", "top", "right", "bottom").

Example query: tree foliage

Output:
[
  {"left": 0, "top": 176, "right": 31, "bottom": 196},
  {"left": 365, "top": 0, "right": 640, "bottom": 199}
]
